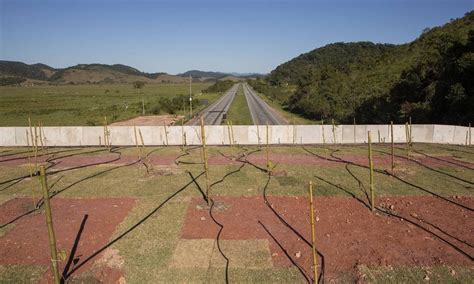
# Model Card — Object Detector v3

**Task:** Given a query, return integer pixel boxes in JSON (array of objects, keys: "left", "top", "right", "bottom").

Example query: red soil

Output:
[
  {"left": 0, "top": 197, "right": 136, "bottom": 282},
  {"left": 181, "top": 195, "right": 474, "bottom": 280}
]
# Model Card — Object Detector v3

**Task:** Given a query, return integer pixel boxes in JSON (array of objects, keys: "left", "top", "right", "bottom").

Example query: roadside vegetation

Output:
[
  {"left": 249, "top": 11, "right": 474, "bottom": 125},
  {"left": 224, "top": 84, "right": 253, "bottom": 125},
  {"left": 202, "top": 80, "right": 235, "bottom": 93},
  {"left": 0, "top": 83, "right": 220, "bottom": 126}
]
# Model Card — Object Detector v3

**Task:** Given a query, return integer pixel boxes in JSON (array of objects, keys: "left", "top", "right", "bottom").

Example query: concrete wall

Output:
[{"left": 0, "top": 124, "right": 471, "bottom": 147}]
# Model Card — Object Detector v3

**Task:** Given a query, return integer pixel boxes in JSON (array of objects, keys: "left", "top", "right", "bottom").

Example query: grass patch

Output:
[
  {"left": 0, "top": 83, "right": 220, "bottom": 126},
  {"left": 224, "top": 84, "right": 253, "bottom": 125},
  {"left": 0, "top": 265, "right": 47, "bottom": 283}
]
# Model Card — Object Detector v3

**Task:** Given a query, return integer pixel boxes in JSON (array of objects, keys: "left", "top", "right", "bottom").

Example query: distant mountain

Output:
[
  {"left": 177, "top": 70, "right": 228, "bottom": 79},
  {"left": 251, "top": 11, "right": 474, "bottom": 125},
  {"left": 178, "top": 70, "right": 265, "bottom": 80},
  {"left": 0, "top": 60, "right": 53, "bottom": 81},
  {"left": 0, "top": 61, "right": 186, "bottom": 85}
]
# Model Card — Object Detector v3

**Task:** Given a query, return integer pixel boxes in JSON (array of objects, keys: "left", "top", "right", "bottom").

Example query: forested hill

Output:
[{"left": 250, "top": 11, "right": 473, "bottom": 124}]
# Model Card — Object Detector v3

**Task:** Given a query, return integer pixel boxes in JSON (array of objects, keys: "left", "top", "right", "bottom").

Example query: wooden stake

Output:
[
  {"left": 256, "top": 121, "right": 261, "bottom": 146},
  {"left": 293, "top": 116, "right": 296, "bottom": 144},
  {"left": 38, "top": 121, "right": 44, "bottom": 150},
  {"left": 321, "top": 122, "right": 327, "bottom": 160},
  {"left": 227, "top": 121, "right": 232, "bottom": 147},
  {"left": 230, "top": 120, "right": 235, "bottom": 146},
  {"left": 391, "top": 121, "right": 394, "bottom": 175},
  {"left": 163, "top": 123, "right": 169, "bottom": 146},
  {"left": 368, "top": 131, "right": 375, "bottom": 211},
  {"left": 33, "top": 124, "right": 38, "bottom": 171},
  {"left": 331, "top": 119, "right": 336, "bottom": 147},
  {"left": 200, "top": 117, "right": 211, "bottom": 204},
  {"left": 469, "top": 123, "right": 471, "bottom": 146},
  {"left": 308, "top": 181, "right": 318, "bottom": 284},
  {"left": 26, "top": 130, "right": 37, "bottom": 208},
  {"left": 181, "top": 118, "right": 186, "bottom": 149},
  {"left": 353, "top": 117, "right": 356, "bottom": 144},
  {"left": 134, "top": 125, "right": 139, "bottom": 150},
  {"left": 409, "top": 116, "right": 413, "bottom": 146},
  {"left": 39, "top": 166, "right": 61, "bottom": 284},
  {"left": 378, "top": 130, "right": 381, "bottom": 144},
  {"left": 266, "top": 121, "right": 270, "bottom": 173},
  {"left": 405, "top": 122, "right": 410, "bottom": 158}
]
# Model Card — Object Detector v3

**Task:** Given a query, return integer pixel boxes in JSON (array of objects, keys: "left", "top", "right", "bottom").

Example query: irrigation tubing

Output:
[
  {"left": 64, "top": 171, "right": 206, "bottom": 280},
  {"left": 370, "top": 146, "right": 474, "bottom": 185},
  {"left": 0, "top": 147, "right": 163, "bottom": 228},
  {"left": 303, "top": 146, "right": 473, "bottom": 212},
  {"left": 314, "top": 173, "right": 474, "bottom": 262},
  {"left": 409, "top": 148, "right": 474, "bottom": 170}
]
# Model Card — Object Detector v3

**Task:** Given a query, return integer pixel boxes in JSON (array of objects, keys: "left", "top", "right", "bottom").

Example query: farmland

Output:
[
  {"left": 0, "top": 143, "right": 472, "bottom": 282},
  {"left": 0, "top": 83, "right": 217, "bottom": 126}
]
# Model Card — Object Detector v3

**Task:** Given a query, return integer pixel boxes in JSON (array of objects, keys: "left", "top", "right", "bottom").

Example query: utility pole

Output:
[{"left": 189, "top": 76, "right": 193, "bottom": 118}]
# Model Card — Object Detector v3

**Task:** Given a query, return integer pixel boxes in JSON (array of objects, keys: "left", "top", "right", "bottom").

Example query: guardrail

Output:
[{"left": 0, "top": 124, "right": 471, "bottom": 146}]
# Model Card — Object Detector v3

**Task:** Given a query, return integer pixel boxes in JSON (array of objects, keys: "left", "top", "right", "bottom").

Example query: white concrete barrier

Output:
[{"left": 0, "top": 124, "right": 471, "bottom": 146}]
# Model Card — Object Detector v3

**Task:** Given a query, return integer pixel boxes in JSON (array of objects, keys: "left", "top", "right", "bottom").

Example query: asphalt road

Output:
[
  {"left": 242, "top": 83, "right": 287, "bottom": 125},
  {"left": 188, "top": 83, "right": 239, "bottom": 125}
]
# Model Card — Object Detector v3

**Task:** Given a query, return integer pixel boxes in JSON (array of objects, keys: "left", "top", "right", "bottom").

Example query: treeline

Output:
[
  {"left": 252, "top": 11, "right": 473, "bottom": 125},
  {"left": 202, "top": 80, "right": 234, "bottom": 93}
]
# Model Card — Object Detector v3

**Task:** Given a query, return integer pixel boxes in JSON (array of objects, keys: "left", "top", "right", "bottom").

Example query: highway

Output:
[
  {"left": 188, "top": 83, "right": 239, "bottom": 125},
  {"left": 242, "top": 83, "right": 287, "bottom": 125}
]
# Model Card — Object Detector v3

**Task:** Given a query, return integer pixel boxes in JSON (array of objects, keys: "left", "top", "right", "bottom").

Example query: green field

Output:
[
  {"left": 0, "top": 83, "right": 219, "bottom": 126},
  {"left": 0, "top": 143, "right": 473, "bottom": 282},
  {"left": 224, "top": 84, "right": 253, "bottom": 125}
]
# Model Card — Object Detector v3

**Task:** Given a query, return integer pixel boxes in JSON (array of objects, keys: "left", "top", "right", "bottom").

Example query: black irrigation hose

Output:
[
  {"left": 314, "top": 173, "right": 474, "bottom": 263},
  {"left": 370, "top": 146, "right": 474, "bottom": 185},
  {"left": 0, "top": 147, "right": 117, "bottom": 186},
  {"left": 174, "top": 146, "right": 204, "bottom": 165},
  {"left": 409, "top": 148, "right": 474, "bottom": 170},
  {"left": 64, "top": 171, "right": 206, "bottom": 280},
  {"left": 0, "top": 147, "right": 83, "bottom": 163},
  {"left": 0, "top": 147, "right": 163, "bottom": 228},
  {"left": 208, "top": 199, "right": 230, "bottom": 284},
  {"left": 303, "top": 146, "right": 473, "bottom": 212}
]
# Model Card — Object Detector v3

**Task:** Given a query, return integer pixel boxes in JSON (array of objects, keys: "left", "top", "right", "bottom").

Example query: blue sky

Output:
[{"left": 1, "top": 0, "right": 472, "bottom": 74}]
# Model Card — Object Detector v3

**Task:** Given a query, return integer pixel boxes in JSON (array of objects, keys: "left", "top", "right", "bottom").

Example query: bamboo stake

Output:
[
  {"left": 227, "top": 121, "right": 232, "bottom": 147},
  {"left": 200, "top": 117, "right": 211, "bottom": 204},
  {"left": 230, "top": 120, "right": 235, "bottom": 146},
  {"left": 293, "top": 116, "right": 296, "bottom": 144},
  {"left": 256, "top": 120, "right": 261, "bottom": 146},
  {"left": 391, "top": 121, "right": 394, "bottom": 175},
  {"left": 138, "top": 129, "right": 145, "bottom": 161},
  {"left": 181, "top": 118, "right": 185, "bottom": 149},
  {"left": 266, "top": 121, "right": 270, "bottom": 173},
  {"left": 33, "top": 123, "right": 38, "bottom": 171},
  {"left": 469, "top": 123, "right": 471, "bottom": 146},
  {"left": 26, "top": 130, "right": 37, "bottom": 208},
  {"left": 104, "top": 116, "right": 109, "bottom": 149},
  {"left": 409, "top": 116, "right": 413, "bottom": 146},
  {"left": 134, "top": 125, "right": 139, "bottom": 150},
  {"left": 368, "top": 131, "right": 375, "bottom": 211},
  {"left": 353, "top": 117, "right": 356, "bottom": 144},
  {"left": 378, "top": 130, "right": 381, "bottom": 144},
  {"left": 99, "top": 136, "right": 102, "bottom": 147},
  {"left": 38, "top": 121, "right": 44, "bottom": 150},
  {"left": 405, "top": 122, "right": 410, "bottom": 158},
  {"left": 331, "top": 119, "right": 336, "bottom": 147},
  {"left": 163, "top": 123, "right": 169, "bottom": 146},
  {"left": 321, "top": 121, "right": 327, "bottom": 160},
  {"left": 39, "top": 166, "right": 61, "bottom": 284},
  {"left": 308, "top": 181, "right": 318, "bottom": 283}
]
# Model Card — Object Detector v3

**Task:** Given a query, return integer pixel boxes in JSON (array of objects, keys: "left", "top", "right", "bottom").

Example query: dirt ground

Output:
[
  {"left": 0, "top": 197, "right": 136, "bottom": 282},
  {"left": 181, "top": 195, "right": 474, "bottom": 280},
  {"left": 110, "top": 115, "right": 184, "bottom": 126}
]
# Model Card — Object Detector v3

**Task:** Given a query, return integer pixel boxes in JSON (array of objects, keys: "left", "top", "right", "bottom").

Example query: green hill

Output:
[{"left": 251, "top": 11, "right": 473, "bottom": 124}]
